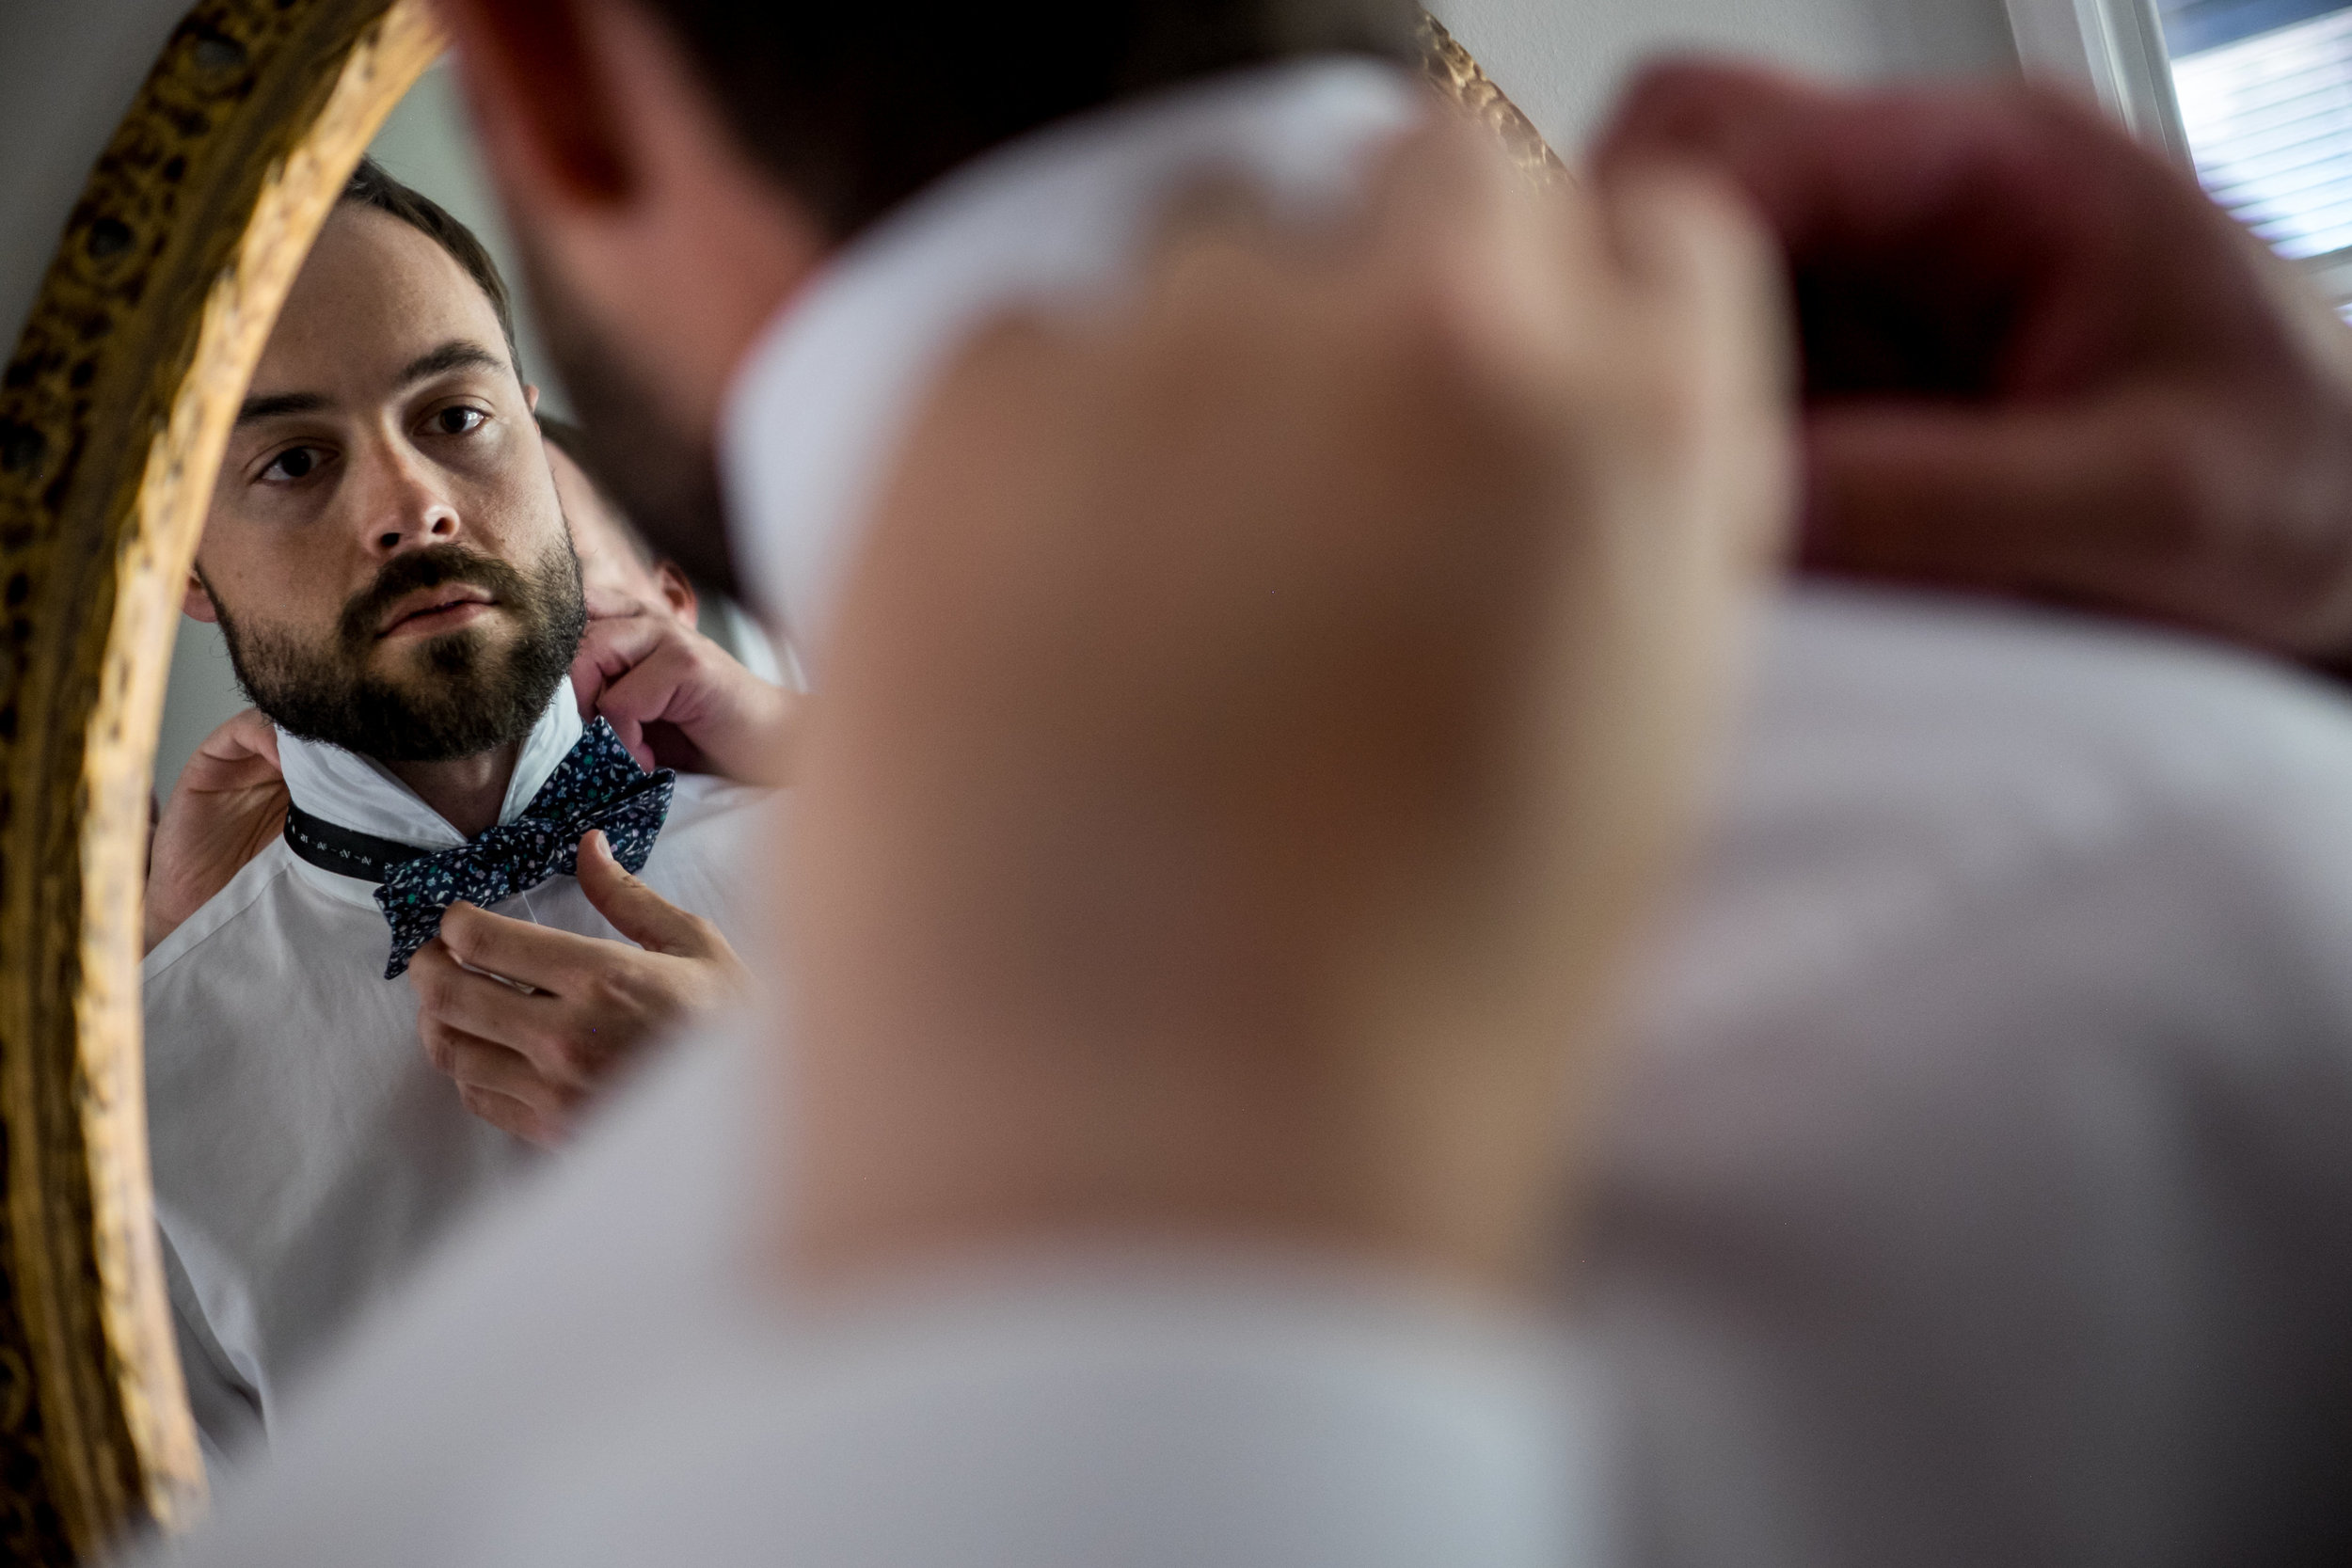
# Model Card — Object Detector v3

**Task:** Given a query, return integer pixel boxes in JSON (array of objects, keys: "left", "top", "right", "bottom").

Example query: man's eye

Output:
[
  {"left": 431, "top": 406, "right": 487, "bottom": 437},
  {"left": 261, "top": 446, "right": 325, "bottom": 483}
]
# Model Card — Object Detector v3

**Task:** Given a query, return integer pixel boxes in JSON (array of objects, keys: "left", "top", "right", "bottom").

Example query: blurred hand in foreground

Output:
[
  {"left": 785, "top": 120, "right": 1794, "bottom": 1292},
  {"left": 146, "top": 708, "right": 288, "bottom": 954},
  {"left": 1598, "top": 62, "right": 2352, "bottom": 660}
]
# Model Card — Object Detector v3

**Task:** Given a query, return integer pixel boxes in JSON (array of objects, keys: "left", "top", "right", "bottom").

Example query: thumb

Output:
[
  {"left": 575, "top": 830, "right": 708, "bottom": 956},
  {"left": 228, "top": 709, "right": 282, "bottom": 771}
]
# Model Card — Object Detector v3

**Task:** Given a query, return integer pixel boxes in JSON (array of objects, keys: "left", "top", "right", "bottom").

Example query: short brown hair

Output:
[
  {"left": 640, "top": 1, "right": 1415, "bottom": 236},
  {"left": 538, "top": 415, "right": 660, "bottom": 569},
  {"left": 341, "top": 157, "right": 522, "bottom": 378}
]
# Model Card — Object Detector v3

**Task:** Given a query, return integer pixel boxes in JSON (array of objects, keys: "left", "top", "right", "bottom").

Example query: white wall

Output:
[
  {"left": 0, "top": 0, "right": 194, "bottom": 373},
  {"left": 1427, "top": 0, "right": 2020, "bottom": 151}
]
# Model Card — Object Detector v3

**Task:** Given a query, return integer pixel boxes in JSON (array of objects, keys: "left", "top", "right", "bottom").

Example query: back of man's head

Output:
[{"left": 641, "top": 0, "right": 1416, "bottom": 234}]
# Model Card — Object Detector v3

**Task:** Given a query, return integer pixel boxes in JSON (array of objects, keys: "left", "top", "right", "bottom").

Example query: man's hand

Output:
[
  {"left": 1597, "top": 62, "right": 2352, "bottom": 660},
  {"left": 571, "top": 592, "right": 798, "bottom": 784},
  {"left": 787, "top": 120, "right": 1790, "bottom": 1289},
  {"left": 146, "top": 708, "right": 289, "bottom": 954},
  {"left": 409, "top": 830, "right": 750, "bottom": 1146}
]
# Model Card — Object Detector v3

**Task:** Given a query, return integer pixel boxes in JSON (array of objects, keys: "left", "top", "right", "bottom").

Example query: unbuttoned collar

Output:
[{"left": 717, "top": 56, "right": 1421, "bottom": 674}]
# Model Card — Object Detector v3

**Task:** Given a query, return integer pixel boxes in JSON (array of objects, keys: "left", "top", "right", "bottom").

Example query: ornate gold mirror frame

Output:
[
  {"left": 0, "top": 0, "right": 437, "bottom": 1556},
  {"left": 0, "top": 4, "right": 1554, "bottom": 1558}
]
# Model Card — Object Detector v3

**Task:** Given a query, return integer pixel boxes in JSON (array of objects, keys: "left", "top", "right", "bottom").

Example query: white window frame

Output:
[
  {"left": 2009, "top": 0, "right": 2352, "bottom": 303},
  {"left": 2006, "top": 0, "right": 2195, "bottom": 162}
]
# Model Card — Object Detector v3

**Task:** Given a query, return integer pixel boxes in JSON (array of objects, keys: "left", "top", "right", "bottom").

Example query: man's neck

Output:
[{"left": 384, "top": 741, "right": 522, "bottom": 839}]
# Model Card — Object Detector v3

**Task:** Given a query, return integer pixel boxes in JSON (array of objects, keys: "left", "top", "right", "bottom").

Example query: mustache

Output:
[{"left": 338, "top": 546, "right": 531, "bottom": 648}]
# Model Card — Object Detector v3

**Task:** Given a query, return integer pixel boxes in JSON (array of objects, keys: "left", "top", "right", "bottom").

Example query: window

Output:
[{"left": 2009, "top": 0, "right": 2352, "bottom": 304}]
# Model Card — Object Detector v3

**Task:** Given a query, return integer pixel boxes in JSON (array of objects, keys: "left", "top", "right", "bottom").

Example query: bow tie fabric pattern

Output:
[{"left": 373, "top": 719, "right": 675, "bottom": 978}]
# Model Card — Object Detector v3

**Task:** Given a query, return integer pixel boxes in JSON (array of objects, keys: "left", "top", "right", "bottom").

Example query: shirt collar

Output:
[
  {"left": 718, "top": 56, "right": 1421, "bottom": 668},
  {"left": 275, "top": 676, "right": 585, "bottom": 850}
]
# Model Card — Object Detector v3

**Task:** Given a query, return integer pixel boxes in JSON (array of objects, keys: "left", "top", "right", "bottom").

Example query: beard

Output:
[
  {"left": 212, "top": 538, "right": 588, "bottom": 764},
  {"left": 516, "top": 233, "right": 740, "bottom": 601}
]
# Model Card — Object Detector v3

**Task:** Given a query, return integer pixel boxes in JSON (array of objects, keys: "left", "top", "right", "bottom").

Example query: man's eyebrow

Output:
[
  {"left": 398, "top": 340, "right": 507, "bottom": 387},
  {"left": 236, "top": 390, "right": 330, "bottom": 424},
  {"left": 233, "top": 341, "right": 506, "bottom": 425}
]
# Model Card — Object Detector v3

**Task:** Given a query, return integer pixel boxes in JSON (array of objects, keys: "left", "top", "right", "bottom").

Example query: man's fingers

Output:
[
  {"left": 436, "top": 899, "right": 613, "bottom": 990},
  {"left": 1594, "top": 60, "right": 2039, "bottom": 250},
  {"left": 408, "top": 927, "right": 576, "bottom": 1074},
  {"left": 575, "top": 610, "right": 668, "bottom": 673},
  {"left": 570, "top": 614, "right": 671, "bottom": 719},
  {"left": 1799, "top": 398, "right": 2275, "bottom": 633},
  {"left": 441, "top": 1032, "right": 568, "bottom": 1111},
  {"left": 583, "top": 584, "right": 656, "bottom": 621},
  {"left": 421, "top": 1015, "right": 575, "bottom": 1144},
  {"left": 608, "top": 713, "right": 654, "bottom": 770},
  {"left": 594, "top": 643, "right": 698, "bottom": 736},
  {"left": 179, "top": 707, "right": 286, "bottom": 793},
  {"left": 1608, "top": 165, "right": 1781, "bottom": 361},
  {"left": 1605, "top": 163, "right": 1797, "bottom": 568},
  {"left": 573, "top": 615, "right": 691, "bottom": 770},
  {"left": 454, "top": 1079, "right": 564, "bottom": 1148},
  {"left": 575, "top": 831, "right": 714, "bottom": 957},
  {"left": 1404, "top": 126, "right": 1611, "bottom": 427},
  {"left": 209, "top": 708, "right": 282, "bottom": 769},
  {"left": 1593, "top": 61, "right": 1847, "bottom": 237}
]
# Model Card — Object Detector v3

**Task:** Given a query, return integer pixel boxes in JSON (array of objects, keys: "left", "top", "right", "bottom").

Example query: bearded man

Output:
[{"left": 143, "top": 158, "right": 771, "bottom": 1455}]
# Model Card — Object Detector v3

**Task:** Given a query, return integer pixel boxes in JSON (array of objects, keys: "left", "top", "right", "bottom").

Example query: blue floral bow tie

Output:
[{"left": 280, "top": 718, "right": 675, "bottom": 978}]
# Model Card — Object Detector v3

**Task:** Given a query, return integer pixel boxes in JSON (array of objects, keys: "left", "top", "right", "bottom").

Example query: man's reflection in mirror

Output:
[{"left": 143, "top": 158, "right": 778, "bottom": 1458}]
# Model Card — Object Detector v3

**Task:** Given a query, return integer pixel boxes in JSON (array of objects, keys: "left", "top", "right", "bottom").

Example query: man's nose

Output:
[{"left": 358, "top": 442, "right": 462, "bottom": 557}]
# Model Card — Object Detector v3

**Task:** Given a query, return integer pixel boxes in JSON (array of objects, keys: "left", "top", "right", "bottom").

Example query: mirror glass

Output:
[
  {"left": 156, "top": 60, "right": 788, "bottom": 796},
  {"left": 143, "top": 53, "right": 788, "bottom": 1463}
]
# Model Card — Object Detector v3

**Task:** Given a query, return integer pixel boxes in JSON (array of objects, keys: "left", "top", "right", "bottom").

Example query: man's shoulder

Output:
[
  {"left": 1660, "top": 582, "right": 2352, "bottom": 1034},
  {"left": 1600, "top": 588, "right": 2352, "bottom": 1568},
  {"left": 1749, "top": 582, "right": 2352, "bottom": 848},
  {"left": 142, "top": 839, "right": 307, "bottom": 988},
  {"left": 1761, "top": 581, "right": 2352, "bottom": 752}
]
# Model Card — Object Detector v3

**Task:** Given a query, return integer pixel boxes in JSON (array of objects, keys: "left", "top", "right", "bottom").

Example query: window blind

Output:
[{"left": 2168, "top": 2, "right": 2352, "bottom": 261}]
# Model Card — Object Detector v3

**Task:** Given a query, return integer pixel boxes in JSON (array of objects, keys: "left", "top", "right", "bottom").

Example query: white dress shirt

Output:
[
  {"left": 144, "top": 677, "right": 771, "bottom": 1453},
  {"left": 135, "top": 51, "right": 2352, "bottom": 1568}
]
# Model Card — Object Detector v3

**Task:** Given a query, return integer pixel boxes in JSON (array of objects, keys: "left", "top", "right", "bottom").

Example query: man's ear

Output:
[
  {"left": 656, "top": 562, "right": 699, "bottom": 623},
  {"left": 183, "top": 571, "right": 219, "bottom": 624},
  {"left": 433, "top": 0, "right": 631, "bottom": 208},
  {"left": 525, "top": 382, "right": 541, "bottom": 413}
]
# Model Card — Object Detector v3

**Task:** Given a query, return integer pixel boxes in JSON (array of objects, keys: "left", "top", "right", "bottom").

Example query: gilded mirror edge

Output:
[
  {"left": 1418, "top": 12, "right": 1572, "bottom": 186},
  {"left": 0, "top": 0, "right": 437, "bottom": 1555},
  {"left": 82, "top": 2, "right": 445, "bottom": 1536}
]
